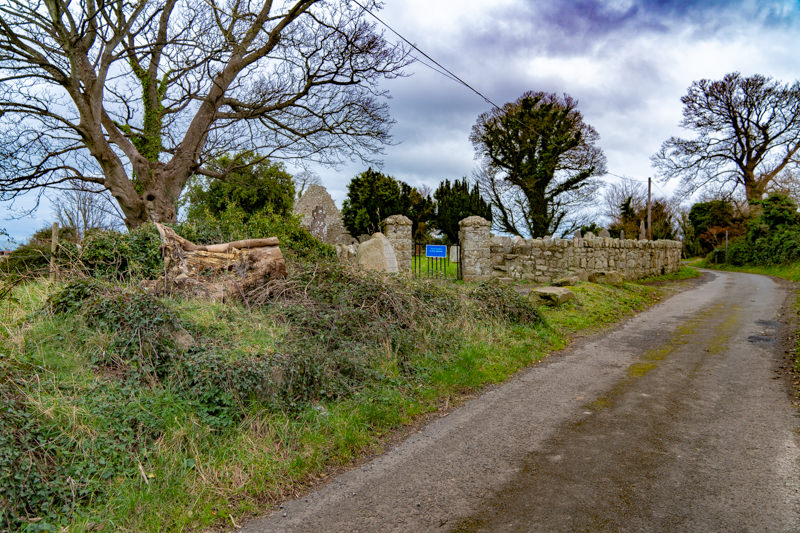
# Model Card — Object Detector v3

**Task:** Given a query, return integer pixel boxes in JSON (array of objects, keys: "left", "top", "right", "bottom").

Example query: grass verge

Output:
[{"left": 1, "top": 269, "right": 670, "bottom": 532}]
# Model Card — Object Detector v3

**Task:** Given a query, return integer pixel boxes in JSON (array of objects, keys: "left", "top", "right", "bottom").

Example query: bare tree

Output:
[
  {"left": 766, "top": 169, "right": 800, "bottom": 206},
  {"left": 293, "top": 170, "right": 322, "bottom": 200},
  {"left": 653, "top": 72, "right": 800, "bottom": 204},
  {"left": 0, "top": 0, "right": 409, "bottom": 228},
  {"left": 51, "top": 182, "right": 123, "bottom": 239},
  {"left": 603, "top": 179, "right": 646, "bottom": 223}
]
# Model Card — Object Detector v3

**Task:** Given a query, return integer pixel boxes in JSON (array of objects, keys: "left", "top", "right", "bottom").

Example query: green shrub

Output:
[
  {"left": 176, "top": 205, "right": 334, "bottom": 261},
  {"left": 80, "top": 224, "right": 162, "bottom": 281},
  {"left": 715, "top": 194, "right": 800, "bottom": 266},
  {"left": 49, "top": 281, "right": 180, "bottom": 379}
]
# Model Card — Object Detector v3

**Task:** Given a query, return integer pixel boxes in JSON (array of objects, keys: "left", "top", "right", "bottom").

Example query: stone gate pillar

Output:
[
  {"left": 383, "top": 215, "right": 412, "bottom": 273},
  {"left": 459, "top": 216, "right": 492, "bottom": 282}
]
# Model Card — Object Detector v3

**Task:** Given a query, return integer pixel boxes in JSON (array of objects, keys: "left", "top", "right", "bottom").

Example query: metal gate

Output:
[{"left": 413, "top": 242, "right": 462, "bottom": 280}]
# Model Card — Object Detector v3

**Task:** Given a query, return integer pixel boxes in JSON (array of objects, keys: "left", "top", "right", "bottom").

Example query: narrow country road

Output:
[{"left": 240, "top": 270, "right": 800, "bottom": 532}]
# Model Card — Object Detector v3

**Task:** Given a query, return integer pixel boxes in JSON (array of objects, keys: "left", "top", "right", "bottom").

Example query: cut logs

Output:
[{"left": 151, "top": 224, "right": 287, "bottom": 301}]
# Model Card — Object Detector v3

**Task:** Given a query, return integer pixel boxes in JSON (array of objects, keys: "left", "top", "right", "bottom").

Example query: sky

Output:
[{"left": 2, "top": 0, "right": 800, "bottom": 247}]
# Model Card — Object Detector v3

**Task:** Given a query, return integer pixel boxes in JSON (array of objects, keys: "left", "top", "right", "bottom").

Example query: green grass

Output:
[
  {"left": 1, "top": 275, "right": 667, "bottom": 532},
  {"left": 638, "top": 265, "right": 701, "bottom": 283},
  {"left": 413, "top": 255, "right": 459, "bottom": 279},
  {"left": 696, "top": 259, "right": 800, "bottom": 282}
]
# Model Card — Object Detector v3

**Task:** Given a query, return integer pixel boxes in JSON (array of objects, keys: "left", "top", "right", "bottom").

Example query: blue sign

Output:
[{"left": 425, "top": 245, "right": 447, "bottom": 258}]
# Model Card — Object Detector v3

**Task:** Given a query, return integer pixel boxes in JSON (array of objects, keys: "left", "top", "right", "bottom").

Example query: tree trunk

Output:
[{"left": 149, "top": 223, "right": 287, "bottom": 301}]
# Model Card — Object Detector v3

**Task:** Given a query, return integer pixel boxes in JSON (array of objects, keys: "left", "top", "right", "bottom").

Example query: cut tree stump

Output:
[{"left": 151, "top": 224, "right": 287, "bottom": 301}]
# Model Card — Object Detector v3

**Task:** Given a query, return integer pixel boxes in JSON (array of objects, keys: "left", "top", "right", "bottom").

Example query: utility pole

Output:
[{"left": 647, "top": 177, "right": 652, "bottom": 241}]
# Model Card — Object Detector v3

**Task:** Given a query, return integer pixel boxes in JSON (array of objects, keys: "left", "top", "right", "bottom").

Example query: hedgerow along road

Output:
[{"left": 241, "top": 270, "right": 800, "bottom": 532}]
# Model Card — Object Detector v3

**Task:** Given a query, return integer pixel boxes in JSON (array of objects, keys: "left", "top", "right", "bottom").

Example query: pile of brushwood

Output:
[{"left": 1, "top": 236, "right": 539, "bottom": 530}]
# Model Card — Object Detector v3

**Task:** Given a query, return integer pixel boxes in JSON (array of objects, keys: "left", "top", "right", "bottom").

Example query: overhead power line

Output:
[{"left": 350, "top": 0, "right": 503, "bottom": 111}]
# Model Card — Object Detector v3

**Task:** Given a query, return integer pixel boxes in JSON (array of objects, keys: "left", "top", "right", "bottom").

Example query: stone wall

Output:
[{"left": 460, "top": 217, "right": 682, "bottom": 283}]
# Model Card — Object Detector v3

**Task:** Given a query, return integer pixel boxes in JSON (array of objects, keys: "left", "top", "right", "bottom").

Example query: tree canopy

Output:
[
  {"left": 653, "top": 72, "right": 800, "bottom": 204},
  {"left": 182, "top": 153, "right": 295, "bottom": 221},
  {"left": 431, "top": 178, "right": 492, "bottom": 243},
  {"left": 0, "top": 0, "right": 409, "bottom": 228},
  {"left": 471, "top": 91, "right": 606, "bottom": 238},
  {"left": 341, "top": 168, "right": 406, "bottom": 237}
]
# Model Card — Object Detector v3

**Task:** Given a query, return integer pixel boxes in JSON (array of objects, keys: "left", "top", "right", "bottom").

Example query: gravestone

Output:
[
  {"left": 599, "top": 229, "right": 611, "bottom": 238},
  {"left": 639, "top": 220, "right": 646, "bottom": 240},
  {"left": 309, "top": 205, "right": 328, "bottom": 240},
  {"left": 356, "top": 233, "right": 399, "bottom": 273}
]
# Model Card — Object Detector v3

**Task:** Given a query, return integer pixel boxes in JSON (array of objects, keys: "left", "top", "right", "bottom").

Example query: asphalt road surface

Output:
[{"left": 241, "top": 270, "right": 800, "bottom": 532}]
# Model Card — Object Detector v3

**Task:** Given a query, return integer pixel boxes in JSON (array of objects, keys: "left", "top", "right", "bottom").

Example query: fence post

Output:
[
  {"left": 382, "top": 215, "right": 412, "bottom": 274},
  {"left": 459, "top": 216, "right": 492, "bottom": 282},
  {"left": 49, "top": 222, "right": 58, "bottom": 282}
]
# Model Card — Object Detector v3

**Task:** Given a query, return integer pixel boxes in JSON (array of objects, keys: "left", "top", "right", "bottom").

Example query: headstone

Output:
[
  {"left": 573, "top": 230, "right": 582, "bottom": 239},
  {"left": 599, "top": 229, "right": 611, "bottom": 238},
  {"left": 309, "top": 205, "right": 327, "bottom": 240},
  {"left": 619, "top": 229, "right": 625, "bottom": 240},
  {"left": 639, "top": 220, "right": 646, "bottom": 240},
  {"left": 356, "top": 233, "right": 399, "bottom": 273},
  {"left": 584, "top": 231, "right": 595, "bottom": 240},
  {"left": 450, "top": 245, "right": 460, "bottom": 263}
]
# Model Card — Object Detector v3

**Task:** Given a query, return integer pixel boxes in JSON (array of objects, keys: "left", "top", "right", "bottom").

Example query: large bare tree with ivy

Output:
[
  {"left": 0, "top": 0, "right": 409, "bottom": 228},
  {"left": 653, "top": 72, "right": 800, "bottom": 205}
]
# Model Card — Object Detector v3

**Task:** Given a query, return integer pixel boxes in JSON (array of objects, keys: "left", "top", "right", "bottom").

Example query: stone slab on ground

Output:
[
  {"left": 553, "top": 275, "right": 581, "bottom": 287},
  {"left": 529, "top": 286, "right": 574, "bottom": 306},
  {"left": 589, "top": 271, "right": 625, "bottom": 286}
]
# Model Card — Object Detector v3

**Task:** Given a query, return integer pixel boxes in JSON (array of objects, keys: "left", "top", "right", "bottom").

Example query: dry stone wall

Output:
[{"left": 459, "top": 217, "right": 681, "bottom": 283}]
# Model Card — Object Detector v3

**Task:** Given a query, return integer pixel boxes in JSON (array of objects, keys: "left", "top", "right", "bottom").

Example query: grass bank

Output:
[
  {"left": 691, "top": 258, "right": 800, "bottom": 283},
  {"left": 1, "top": 266, "right": 694, "bottom": 532}
]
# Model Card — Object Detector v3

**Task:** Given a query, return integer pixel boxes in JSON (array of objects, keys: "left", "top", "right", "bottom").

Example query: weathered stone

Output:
[
  {"left": 383, "top": 215, "right": 412, "bottom": 273},
  {"left": 599, "top": 229, "right": 611, "bottom": 238},
  {"left": 584, "top": 231, "right": 596, "bottom": 240},
  {"left": 459, "top": 216, "right": 492, "bottom": 281},
  {"left": 530, "top": 286, "right": 574, "bottom": 306},
  {"left": 356, "top": 233, "right": 399, "bottom": 273},
  {"left": 589, "top": 270, "right": 625, "bottom": 286},
  {"left": 294, "top": 184, "right": 351, "bottom": 244},
  {"left": 335, "top": 243, "right": 358, "bottom": 263},
  {"left": 619, "top": 229, "right": 625, "bottom": 240},
  {"left": 553, "top": 275, "right": 580, "bottom": 287},
  {"left": 639, "top": 219, "right": 646, "bottom": 240}
]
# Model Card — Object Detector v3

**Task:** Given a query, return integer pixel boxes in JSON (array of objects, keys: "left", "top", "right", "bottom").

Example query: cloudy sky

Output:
[{"left": 3, "top": 0, "right": 800, "bottom": 246}]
